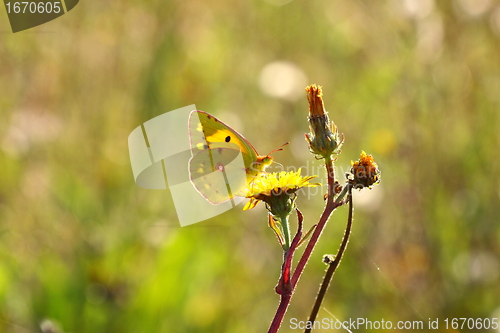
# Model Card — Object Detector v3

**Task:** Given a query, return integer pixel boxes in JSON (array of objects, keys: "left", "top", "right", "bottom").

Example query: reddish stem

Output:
[
  {"left": 268, "top": 159, "right": 342, "bottom": 333},
  {"left": 270, "top": 210, "right": 304, "bottom": 332},
  {"left": 292, "top": 160, "right": 339, "bottom": 287},
  {"left": 305, "top": 186, "right": 353, "bottom": 333},
  {"left": 278, "top": 210, "right": 303, "bottom": 294},
  {"left": 268, "top": 293, "right": 292, "bottom": 333}
]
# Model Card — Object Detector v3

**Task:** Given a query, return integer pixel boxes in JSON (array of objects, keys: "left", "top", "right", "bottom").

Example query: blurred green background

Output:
[{"left": 1, "top": 0, "right": 500, "bottom": 332}]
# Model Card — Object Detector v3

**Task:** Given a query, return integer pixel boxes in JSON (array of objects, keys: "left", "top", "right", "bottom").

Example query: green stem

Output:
[{"left": 279, "top": 213, "right": 291, "bottom": 251}]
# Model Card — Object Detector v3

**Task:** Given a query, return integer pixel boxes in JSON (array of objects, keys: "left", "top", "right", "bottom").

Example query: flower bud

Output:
[
  {"left": 348, "top": 151, "right": 381, "bottom": 189},
  {"left": 305, "top": 84, "right": 344, "bottom": 159}
]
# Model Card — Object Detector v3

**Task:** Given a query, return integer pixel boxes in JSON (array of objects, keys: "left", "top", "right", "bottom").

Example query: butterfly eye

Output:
[{"left": 225, "top": 136, "right": 231, "bottom": 143}]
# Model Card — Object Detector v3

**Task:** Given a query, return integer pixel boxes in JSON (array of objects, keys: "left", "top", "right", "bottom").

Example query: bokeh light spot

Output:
[{"left": 259, "top": 61, "right": 307, "bottom": 101}]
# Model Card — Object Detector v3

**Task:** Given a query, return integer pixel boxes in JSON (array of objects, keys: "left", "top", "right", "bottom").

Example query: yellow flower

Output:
[
  {"left": 349, "top": 151, "right": 380, "bottom": 189},
  {"left": 243, "top": 169, "right": 320, "bottom": 212}
]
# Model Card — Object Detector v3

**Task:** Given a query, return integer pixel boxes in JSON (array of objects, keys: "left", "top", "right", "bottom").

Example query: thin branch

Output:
[
  {"left": 305, "top": 185, "right": 353, "bottom": 333},
  {"left": 292, "top": 158, "right": 341, "bottom": 288},
  {"left": 276, "top": 209, "right": 304, "bottom": 295},
  {"left": 268, "top": 158, "right": 344, "bottom": 333},
  {"left": 268, "top": 293, "right": 292, "bottom": 333},
  {"left": 269, "top": 210, "right": 304, "bottom": 333}
]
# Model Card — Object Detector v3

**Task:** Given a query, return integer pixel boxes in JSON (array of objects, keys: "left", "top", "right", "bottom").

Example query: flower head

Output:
[
  {"left": 243, "top": 169, "right": 320, "bottom": 215},
  {"left": 348, "top": 151, "right": 380, "bottom": 189},
  {"left": 304, "top": 84, "right": 344, "bottom": 159}
]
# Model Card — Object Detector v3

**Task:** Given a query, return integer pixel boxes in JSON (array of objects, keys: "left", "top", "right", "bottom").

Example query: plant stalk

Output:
[
  {"left": 304, "top": 185, "right": 353, "bottom": 333},
  {"left": 268, "top": 158, "right": 343, "bottom": 333}
]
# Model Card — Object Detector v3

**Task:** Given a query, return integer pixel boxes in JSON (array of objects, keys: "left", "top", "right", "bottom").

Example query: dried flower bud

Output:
[
  {"left": 348, "top": 151, "right": 381, "bottom": 189},
  {"left": 304, "top": 84, "right": 344, "bottom": 159}
]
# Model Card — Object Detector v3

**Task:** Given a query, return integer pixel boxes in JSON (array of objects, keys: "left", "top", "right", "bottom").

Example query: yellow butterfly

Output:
[{"left": 188, "top": 110, "right": 285, "bottom": 205}]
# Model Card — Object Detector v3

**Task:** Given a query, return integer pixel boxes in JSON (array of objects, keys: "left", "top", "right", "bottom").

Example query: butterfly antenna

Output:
[{"left": 269, "top": 142, "right": 290, "bottom": 155}]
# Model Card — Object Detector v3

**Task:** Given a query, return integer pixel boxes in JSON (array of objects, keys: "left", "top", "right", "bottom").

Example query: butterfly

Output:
[{"left": 188, "top": 110, "right": 286, "bottom": 205}]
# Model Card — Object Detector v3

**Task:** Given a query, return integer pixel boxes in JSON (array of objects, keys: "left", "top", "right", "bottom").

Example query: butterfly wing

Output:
[
  {"left": 189, "top": 110, "right": 259, "bottom": 168},
  {"left": 188, "top": 110, "right": 272, "bottom": 204},
  {"left": 189, "top": 146, "right": 247, "bottom": 204}
]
